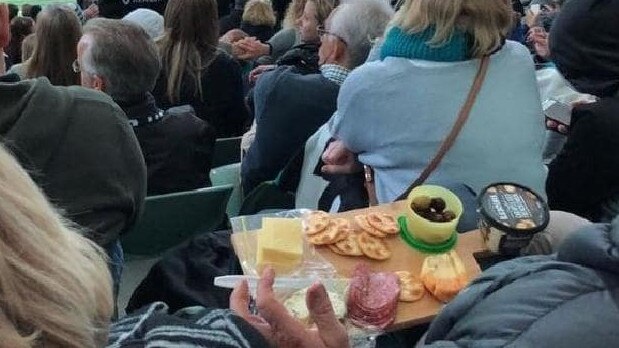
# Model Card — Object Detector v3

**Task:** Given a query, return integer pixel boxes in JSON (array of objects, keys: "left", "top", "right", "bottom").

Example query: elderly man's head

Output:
[
  {"left": 318, "top": 0, "right": 393, "bottom": 69},
  {"left": 77, "top": 18, "right": 160, "bottom": 102}
]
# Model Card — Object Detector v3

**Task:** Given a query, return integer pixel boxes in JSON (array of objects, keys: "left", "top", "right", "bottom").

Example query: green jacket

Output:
[{"left": 0, "top": 77, "right": 146, "bottom": 246}]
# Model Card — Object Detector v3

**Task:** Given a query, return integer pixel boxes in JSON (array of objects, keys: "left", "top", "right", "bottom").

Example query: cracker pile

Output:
[{"left": 305, "top": 211, "right": 400, "bottom": 261}]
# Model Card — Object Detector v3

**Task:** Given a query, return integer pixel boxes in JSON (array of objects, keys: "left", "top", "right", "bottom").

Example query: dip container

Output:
[{"left": 478, "top": 183, "right": 549, "bottom": 255}]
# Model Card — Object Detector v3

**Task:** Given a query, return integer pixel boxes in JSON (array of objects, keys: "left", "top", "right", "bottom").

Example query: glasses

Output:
[
  {"left": 317, "top": 26, "right": 347, "bottom": 46},
  {"left": 72, "top": 59, "right": 80, "bottom": 73}
]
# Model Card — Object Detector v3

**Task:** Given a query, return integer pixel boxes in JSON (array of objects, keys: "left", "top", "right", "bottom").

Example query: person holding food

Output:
[{"left": 323, "top": 0, "right": 547, "bottom": 203}]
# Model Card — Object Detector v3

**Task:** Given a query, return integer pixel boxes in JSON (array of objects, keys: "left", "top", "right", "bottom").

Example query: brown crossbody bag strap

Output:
[{"left": 365, "top": 56, "right": 490, "bottom": 206}]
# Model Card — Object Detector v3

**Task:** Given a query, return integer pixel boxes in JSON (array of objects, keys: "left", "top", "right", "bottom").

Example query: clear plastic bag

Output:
[
  {"left": 230, "top": 209, "right": 338, "bottom": 278},
  {"left": 230, "top": 209, "right": 380, "bottom": 347}
]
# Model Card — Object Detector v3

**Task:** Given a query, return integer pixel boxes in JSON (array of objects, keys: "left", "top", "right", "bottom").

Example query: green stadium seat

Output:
[
  {"left": 210, "top": 162, "right": 242, "bottom": 217},
  {"left": 211, "top": 136, "right": 242, "bottom": 168},
  {"left": 121, "top": 184, "right": 233, "bottom": 256}
]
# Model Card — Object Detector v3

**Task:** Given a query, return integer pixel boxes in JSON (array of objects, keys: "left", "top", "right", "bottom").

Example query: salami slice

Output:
[{"left": 347, "top": 263, "right": 400, "bottom": 330}]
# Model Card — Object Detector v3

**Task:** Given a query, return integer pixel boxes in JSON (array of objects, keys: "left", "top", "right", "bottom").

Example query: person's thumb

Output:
[{"left": 307, "top": 282, "right": 349, "bottom": 348}]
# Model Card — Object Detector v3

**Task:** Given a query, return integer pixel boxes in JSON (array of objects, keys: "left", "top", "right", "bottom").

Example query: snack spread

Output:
[
  {"left": 305, "top": 210, "right": 399, "bottom": 261},
  {"left": 478, "top": 183, "right": 550, "bottom": 255},
  {"left": 256, "top": 218, "right": 303, "bottom": 274},
  {"left": 347, "top": 263, "right": 400, "bottom": 330}
]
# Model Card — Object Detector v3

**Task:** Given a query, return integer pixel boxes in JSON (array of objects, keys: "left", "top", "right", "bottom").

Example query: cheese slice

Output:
[{"left": 256, "top": 218, "right": 303, "bottom": 275}]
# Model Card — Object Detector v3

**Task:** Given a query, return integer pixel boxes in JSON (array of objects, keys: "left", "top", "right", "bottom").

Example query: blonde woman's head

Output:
[
  {"left": 242, "top": 0, "right": 276, "bottom": 27},
  {"left": 283, "top": 0, "right": 308, "bottom": 29},
  {"left": 297, "top": 0, "right": 336, "bottom": 43},
  {"left": 0, "top": 144, "right": 113, "bottom": 348},
  {"left": 392, "top": 0, "right": 512, "bottom": 57}
]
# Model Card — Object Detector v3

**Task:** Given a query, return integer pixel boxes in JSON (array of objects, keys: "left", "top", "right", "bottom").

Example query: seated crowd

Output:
[{"left": 0, "top": 0, "right": 618, "bottom": 347}]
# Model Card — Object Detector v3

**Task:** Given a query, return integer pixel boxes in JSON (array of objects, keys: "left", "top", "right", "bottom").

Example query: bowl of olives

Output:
[{"left": 405, "top": 185, "right": 463, "bottom": 245}]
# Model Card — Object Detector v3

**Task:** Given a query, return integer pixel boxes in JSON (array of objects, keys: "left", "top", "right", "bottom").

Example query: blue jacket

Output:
[
  {"left": 242, "top": 66, "right": 340, "bottom": 194},
  {"left": 424, "top": 218, "right": 619, "bottom": 347}
]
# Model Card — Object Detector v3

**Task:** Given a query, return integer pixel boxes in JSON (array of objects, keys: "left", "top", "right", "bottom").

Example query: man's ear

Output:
[
  {"left": 332, "top": 40, "right": 348, "bottom": 65},
  {"left": 92, "top": 75, "right": 106, "bottom": 93}
]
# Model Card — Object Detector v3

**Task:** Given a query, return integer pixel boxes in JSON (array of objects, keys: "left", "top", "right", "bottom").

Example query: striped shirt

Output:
[{"left": 107, "top": 302, "right": 268, "bottom": 347}]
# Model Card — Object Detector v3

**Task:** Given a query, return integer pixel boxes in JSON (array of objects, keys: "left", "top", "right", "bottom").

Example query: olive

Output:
[
  {"left": 442, "top": 210, "right": 457, "bottom": 222},
  {"left": 430, "top": 197, "right": 447, "bottom": 213},
  {"left": 411, "top": 195, "right": 432, "bottom": 212}
]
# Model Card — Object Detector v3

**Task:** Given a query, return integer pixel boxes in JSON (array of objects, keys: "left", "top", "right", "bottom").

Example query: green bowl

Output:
[{"left": 398, "top": 216, "right": 457, "bottom": 254}]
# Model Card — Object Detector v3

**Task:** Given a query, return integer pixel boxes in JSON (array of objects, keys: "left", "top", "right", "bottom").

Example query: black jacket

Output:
[
  {"left": 241, "top": 66, "right": 339, "bottom": 193},
  {"left": 153, "top": 52, "right": 248, "bottom": 138},
  {"left": 546, "top": 0, "right": 619, "bottom": 222},
  {"left": 119, "top": 94, "right": 215, "bottom": 196},
  {"left": 547, "top": 98, "right": 619, "bottom": 221},
  {"left": 0, "top": 78, "right": 146, "bottom": 246},
  {"left": 240, "top": 22, "right": 274, "bottom": 43}
]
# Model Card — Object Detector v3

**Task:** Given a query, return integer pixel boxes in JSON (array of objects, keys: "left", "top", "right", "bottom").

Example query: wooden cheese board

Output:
[{"left": 230, "top": 200, "right": 487, "bottom": 331}]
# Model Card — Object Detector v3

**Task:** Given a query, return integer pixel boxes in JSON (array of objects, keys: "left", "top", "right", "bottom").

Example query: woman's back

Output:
[
  {"left": 153, "top": 51, "right": 247, "bottom": 138},
  {"left": 330, "top": 40, "right": 547, "bottom": 202}
]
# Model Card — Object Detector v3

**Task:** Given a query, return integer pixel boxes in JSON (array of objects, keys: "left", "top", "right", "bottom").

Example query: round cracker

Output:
[
  {"left": 328, "top": 244, "right": 347, "bottom": 256},
  {"left": 355, "top": 215, "right": 387, "bottom": 238},
  {"left": 307, "top": 222, "right": 344, "bottom": 245},
  {"left": 333, "top": 218, "right": 351, "bottom": 230},
  {"left": 367, "top": 212, "right": 400, "bottom": 235},
  {"left": 358, "top": 232, "right": 391, "bottom": 260},
  {"left": 305, "top": 212, "right": 330, "bottom": 235},
  {"left": 333, "top": 233, "right": 363, "bottom": 256},
  {"left": 395, "top": 271, "right": 425, "bottom": 302}
]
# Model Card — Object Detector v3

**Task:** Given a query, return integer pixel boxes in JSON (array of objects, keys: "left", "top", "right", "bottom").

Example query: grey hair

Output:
[
  {"left": 328, "top": 0, "right": 394, "bottom": 68},
  {"left": 82, "top": 18, "right": 161, "bottom": 102},
  {"left": 123, "top": 9, "right": 164, "bottom": 40}
]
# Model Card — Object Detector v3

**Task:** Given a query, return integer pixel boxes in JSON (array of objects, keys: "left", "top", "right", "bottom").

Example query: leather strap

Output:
[{"left": 364, "top": 56, "right": 490, "bottom": 205}]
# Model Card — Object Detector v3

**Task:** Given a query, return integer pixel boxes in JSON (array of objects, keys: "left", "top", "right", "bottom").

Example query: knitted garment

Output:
[{"left": 380, "top": 26, "right": 469, "bottom": 62}]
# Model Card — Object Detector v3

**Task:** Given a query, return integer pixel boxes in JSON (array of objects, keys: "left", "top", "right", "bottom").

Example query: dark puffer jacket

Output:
[{"left": 422, "top": 217, "right": 619, "bottom": 347}]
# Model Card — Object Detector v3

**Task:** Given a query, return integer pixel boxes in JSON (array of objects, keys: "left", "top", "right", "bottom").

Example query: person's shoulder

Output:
[
  {"left": 164, "top": 105, "right": 210, "bottom": 129},
  {"left": 493, "top": 40, "right": 535, "bottom": 68},
  {"left": 54, "top": 84, "right": 131, "bottom": 128}
]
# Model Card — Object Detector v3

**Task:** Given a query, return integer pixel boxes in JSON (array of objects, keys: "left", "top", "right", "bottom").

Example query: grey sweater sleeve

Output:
[{"left": 267, "top": 27, "right": 298, "bottom": 60}]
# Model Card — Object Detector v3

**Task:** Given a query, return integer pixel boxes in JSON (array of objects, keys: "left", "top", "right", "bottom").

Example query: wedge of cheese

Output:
[{"left": 256, "top": 218, "right": 303, "bottom": 275}]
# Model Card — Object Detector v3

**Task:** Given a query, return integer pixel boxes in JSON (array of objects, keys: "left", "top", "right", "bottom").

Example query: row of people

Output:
[{"left": 3, "top": 1, "right": 248, "bottom": 138}]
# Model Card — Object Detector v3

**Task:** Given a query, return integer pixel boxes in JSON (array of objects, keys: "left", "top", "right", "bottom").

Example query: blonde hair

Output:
[
  {"left": 392, "top": 0, "right": 511, "bottom": 58},
  {"left": 310, "top": 0, "right": 336, "bottom": 28},
  {"left": 0, "top": 145, "right": 113, "bottom": 348},
  {"left": 159, "top": 0, "right": 219, "bottom": 103},
  {"left": 242, "top": 0, "right": 276, "bottom": 27},
  {"left": 282, "top": 0, "right": 307, "bottom": 29}
]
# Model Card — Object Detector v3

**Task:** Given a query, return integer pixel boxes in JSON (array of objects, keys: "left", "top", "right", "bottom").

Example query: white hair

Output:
[
  {"left": 328, "top": 0, "right": 394, "bottom": 68},
  {"left": 123, "top": 8, "right": 164, "bottom": 39}
]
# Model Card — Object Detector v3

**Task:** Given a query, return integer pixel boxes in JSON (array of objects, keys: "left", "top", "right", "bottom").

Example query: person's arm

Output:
[
  {"left": 547, "top": 103, "right": 619, "bottom": 220},
  {"left": 240, "top": 68, "right": 287, "bottom": 193},
  {"left": 267, "top": 27, "right": 297, "bottom": 60}
]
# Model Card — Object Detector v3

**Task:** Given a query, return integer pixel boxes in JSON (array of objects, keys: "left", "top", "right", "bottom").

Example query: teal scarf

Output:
[{"left": 380, "top": 26, "right": 470, "bottom": 62}]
